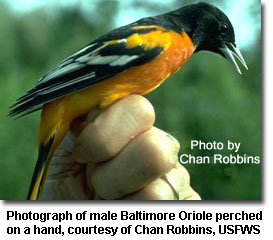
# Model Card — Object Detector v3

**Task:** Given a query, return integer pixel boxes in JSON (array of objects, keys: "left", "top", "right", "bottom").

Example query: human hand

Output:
[{"left": 40, "top": 94, "right": 200, "bottom": 200}]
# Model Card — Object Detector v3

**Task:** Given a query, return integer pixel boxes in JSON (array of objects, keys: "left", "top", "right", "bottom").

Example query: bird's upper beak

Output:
[{"left": 219, "top": 43, "right": 248, "bottom": 74}]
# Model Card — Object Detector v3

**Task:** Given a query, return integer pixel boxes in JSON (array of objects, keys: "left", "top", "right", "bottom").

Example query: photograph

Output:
[{"left": 0, "top": 0, "right": 261, "bottom": 200}]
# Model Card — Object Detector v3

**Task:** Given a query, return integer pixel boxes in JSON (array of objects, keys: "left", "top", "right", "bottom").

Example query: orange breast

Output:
[
  {"left": 99, "top": 30, "right": 196, "bottom": 107},
  {"left": 64, "top": 29, "right": 196, "bottom": 119}
]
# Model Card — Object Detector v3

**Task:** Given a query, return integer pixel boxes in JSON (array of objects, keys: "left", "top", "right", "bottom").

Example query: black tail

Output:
[{"left": 27, "top": 136, "right": 55, "bottom": 200}]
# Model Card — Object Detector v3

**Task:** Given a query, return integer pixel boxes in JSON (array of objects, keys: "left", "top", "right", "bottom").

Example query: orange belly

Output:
[
  {"left": 66, "top": 30, "right": 195, "bottom": 118},
  {"left": 40, "top": 29, "right": 195, "bottom": 145}
]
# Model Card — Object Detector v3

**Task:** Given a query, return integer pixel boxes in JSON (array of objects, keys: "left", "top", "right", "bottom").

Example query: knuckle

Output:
[
  {"left": 128, "top": 95, "right": 155, "bottom": 124},
  {"left": 183, "top": 169, "right": 190, "bottom": 184},
  {"left": 141, "top": 134, "right": 174, "bottom": 175},
  {"left": 138, "top": 97, "right": 155, "bottom": 123},
  {"left": 185, "top": 170, "right": 191, "bottom": 184},
  {"left": 88, "top": 121, "right": 117, "bottom": 160},
  {"left": 166, "top": 134, "right": 180, "bottom": 153},
  {"left": 92, "top": 173, "right": 125, "bottom": 200},
  {"left": 178, "top": 164, "right": 190, "bottom": 184}
]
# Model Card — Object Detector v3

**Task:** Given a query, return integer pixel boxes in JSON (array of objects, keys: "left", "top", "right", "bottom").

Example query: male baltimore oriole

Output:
[{"left": 9, "top": 2, "right": 247, "bottom": 200}]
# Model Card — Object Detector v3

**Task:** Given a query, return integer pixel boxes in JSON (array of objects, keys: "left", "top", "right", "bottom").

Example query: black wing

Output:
[{"left": 9, "top": 23, "right": 163, "bottom": 118}]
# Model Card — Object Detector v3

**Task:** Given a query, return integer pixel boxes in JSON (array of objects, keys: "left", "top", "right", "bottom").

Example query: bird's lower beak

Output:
[{"left": 219, "top": 43, "right": 248, "bottom": 74}]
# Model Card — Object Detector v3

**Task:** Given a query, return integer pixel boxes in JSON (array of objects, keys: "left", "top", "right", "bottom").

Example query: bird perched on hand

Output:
[{"left": 9, "top": 2, "right": 247, "bottom": 200}]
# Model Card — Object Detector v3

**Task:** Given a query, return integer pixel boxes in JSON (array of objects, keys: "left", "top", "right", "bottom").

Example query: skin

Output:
[{"left": 40, "top": 94, "right": 200, "bottom": 200}]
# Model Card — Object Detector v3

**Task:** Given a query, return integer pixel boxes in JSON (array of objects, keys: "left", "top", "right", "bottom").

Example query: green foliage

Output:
[
  {"left": 148, "top": 50, "right": 261, "bottom": 200},
  {"left": 0, "top": 1, "right": 261, "bottom": 200}
]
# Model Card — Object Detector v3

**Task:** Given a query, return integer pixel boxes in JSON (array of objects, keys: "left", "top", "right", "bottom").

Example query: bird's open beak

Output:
[{"left": 219, "top": 43, "right": 248, "bottom": 74}]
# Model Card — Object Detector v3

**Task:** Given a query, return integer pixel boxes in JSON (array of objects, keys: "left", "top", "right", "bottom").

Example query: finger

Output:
[
  {"left": 91, "top": 127, "right": 180, "bottom": 199},
  {"left": 122, "top": 163, "right": 201, "bottom": 200},
  {"left": 121, "top": 178, "right": 176, "bottom": 200},
  {"left": 73, "top": 94, "right": 155, "bottom": 164},
  {"left": 182, "top": 188, "right": 201, "bottom": 200},
  {"left": 165, "top": 163, "right": 201, "bottom": 200},
  {"left": 41, "top": 171, "right": 94, "bottom": 200}
]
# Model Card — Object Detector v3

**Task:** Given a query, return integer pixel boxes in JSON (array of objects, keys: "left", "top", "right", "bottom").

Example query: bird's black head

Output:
[{"left": 168, "top": 2, "right": 247, "bottom": 74}]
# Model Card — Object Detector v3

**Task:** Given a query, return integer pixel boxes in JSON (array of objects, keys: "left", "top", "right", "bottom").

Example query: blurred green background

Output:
[{"left": 0, "top": 0, "right": 261, "bottom": 200}]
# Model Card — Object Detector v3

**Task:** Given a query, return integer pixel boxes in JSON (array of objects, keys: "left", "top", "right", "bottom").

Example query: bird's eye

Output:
[{"left": 219, "top": 23, "right": 229, "bottom": 34}]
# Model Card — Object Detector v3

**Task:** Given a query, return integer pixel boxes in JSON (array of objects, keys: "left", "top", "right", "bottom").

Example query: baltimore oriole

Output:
[{"left": 9, "top": 2, "right": 247, "bottom": 200}]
